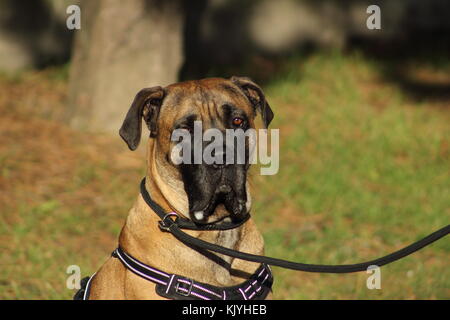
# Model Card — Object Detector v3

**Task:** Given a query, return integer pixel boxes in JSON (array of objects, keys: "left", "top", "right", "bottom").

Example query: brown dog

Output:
[{"left": 87, "top": 77, "right": 274, "bottom": 300}]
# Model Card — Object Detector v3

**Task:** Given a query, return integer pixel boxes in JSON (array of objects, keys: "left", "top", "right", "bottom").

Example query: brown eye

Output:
[{"left": 232, "top": 117, "right": 244, "bottom": 127}]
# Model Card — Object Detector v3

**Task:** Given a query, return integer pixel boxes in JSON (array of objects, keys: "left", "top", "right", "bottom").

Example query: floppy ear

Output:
[
  {"left": 119, "top": 86, "right": 165, "bottom": 151},
  {"left": 230, "top": 76, "right": 274, "bottom": 128}
]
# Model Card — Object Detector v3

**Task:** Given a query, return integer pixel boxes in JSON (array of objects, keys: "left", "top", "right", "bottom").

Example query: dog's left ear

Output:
[
  {"left": 119, "top": 86, "right": 165, "bottom": 151},
  {"left": 231, "top": 76, "right": 274, "bottom": 128}
]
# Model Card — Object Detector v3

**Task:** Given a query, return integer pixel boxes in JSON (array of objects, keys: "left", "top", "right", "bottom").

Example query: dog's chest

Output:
[
  {"left": 211, "top": 228, "right": 241, "bottom": 284},
  {"left": 216, "top": 228, "right": 241, "bottom": 252}
]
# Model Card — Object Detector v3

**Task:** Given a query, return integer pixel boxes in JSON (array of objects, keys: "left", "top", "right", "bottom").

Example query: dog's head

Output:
[{"left": 119, "top": 77, "right": 273, "bottom": 224}]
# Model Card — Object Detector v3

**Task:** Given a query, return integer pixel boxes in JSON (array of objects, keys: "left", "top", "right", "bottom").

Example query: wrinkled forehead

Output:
[{"left": 161, "top": 79, "right": 254, "bottom": 120}]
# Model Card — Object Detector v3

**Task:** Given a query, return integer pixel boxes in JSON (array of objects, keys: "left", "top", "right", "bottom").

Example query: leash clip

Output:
[{"left": 158, "top": 212, "right": 179, "bottom": 232}]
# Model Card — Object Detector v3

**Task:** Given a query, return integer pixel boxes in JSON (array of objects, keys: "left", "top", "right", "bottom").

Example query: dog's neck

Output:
[{"left": 118, "top": 184, "right": 244, "bottom": 286}]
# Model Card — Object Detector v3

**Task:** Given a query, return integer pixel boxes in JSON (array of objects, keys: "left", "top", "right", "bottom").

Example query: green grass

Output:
[
  {"left": 252, "top": 51, "right": 449, "bottom": 299},
  {"left": 0, "top": 50, "right": 448, "bottom": 299}
]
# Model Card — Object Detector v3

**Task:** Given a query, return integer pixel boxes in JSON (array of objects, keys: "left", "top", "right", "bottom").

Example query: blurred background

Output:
[{"left": 0, "top": 0, "right": 448, "bottom": 299}]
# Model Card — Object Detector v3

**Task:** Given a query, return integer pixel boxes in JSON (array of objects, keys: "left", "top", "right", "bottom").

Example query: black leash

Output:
[
  {"left": 141, "top": 178, "right": 450, "bottom": 273},
  {"left": 162, "top": 219, "right": 449, "bottom": 273}
]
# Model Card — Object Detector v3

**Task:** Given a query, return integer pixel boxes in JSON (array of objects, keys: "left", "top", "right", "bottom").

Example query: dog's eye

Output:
[{"left": 232, "top": 117, "right": 244, "bottom": 127}]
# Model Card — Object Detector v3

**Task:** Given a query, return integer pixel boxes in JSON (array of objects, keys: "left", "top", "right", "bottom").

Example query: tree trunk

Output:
[{"left": 66, "top": 0, "right": 183, "bottom": 133}]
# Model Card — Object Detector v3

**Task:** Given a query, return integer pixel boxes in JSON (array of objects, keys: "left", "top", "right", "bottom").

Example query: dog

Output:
[{"left": 86, "top": 76, "right": 274, "bottom": 300}]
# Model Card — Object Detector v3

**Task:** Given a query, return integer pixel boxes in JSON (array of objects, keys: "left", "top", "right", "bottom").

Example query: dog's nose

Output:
[{"left": 217, "top": 184, "right": 231, "bottom": 193}]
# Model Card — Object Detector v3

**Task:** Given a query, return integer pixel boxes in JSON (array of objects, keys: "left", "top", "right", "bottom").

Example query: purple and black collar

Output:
[
  {"left": 74, "top": 248, "right": 273, "bottom": 301},
  {"left": 115, "top": 247, "right": 272, "bottom": 300}
]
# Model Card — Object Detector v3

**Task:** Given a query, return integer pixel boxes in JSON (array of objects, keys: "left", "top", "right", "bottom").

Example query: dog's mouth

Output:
[{"left": 189, "top": 183, "right": 248, "bottom": 225}]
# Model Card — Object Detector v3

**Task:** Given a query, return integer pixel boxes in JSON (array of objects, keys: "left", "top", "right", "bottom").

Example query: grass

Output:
[{"left": 0, "top": 50, "right": 449, "bottom": 299}]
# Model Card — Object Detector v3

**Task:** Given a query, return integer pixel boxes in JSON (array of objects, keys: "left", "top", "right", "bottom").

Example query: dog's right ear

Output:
[
  {"left": 230, "top": 76, "right": 274, "bottom": 128},
  {"left": 119, "top": 86, "right": 165, "bottom": 151}
]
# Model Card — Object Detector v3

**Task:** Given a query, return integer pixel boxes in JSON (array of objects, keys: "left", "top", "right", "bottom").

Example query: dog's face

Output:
[{"left": 119, "top": 77, "right": 273, "bottom": 224}]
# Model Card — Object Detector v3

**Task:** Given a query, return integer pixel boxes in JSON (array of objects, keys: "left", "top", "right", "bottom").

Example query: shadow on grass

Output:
[{"left": 350, "top": 36, "right": 450, "bottom": 106}]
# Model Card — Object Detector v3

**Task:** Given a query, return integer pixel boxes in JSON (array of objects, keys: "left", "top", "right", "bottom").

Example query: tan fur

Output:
[{"left": 88, "top": 78, "right": 270, "bottom": 300}]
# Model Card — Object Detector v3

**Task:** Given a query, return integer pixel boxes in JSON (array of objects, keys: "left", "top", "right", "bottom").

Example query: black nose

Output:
[{"left": 217, "top": 184, "right": 232, "bottom": 193}]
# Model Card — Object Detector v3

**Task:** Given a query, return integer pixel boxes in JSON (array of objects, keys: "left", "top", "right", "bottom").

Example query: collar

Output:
[
  {"left": 74, "top": 247, "right": 273, "bottom": 301},
  {"left": 140, "top": 178, "right": 251, "bottom": 231}
]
